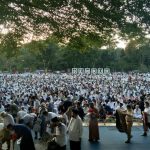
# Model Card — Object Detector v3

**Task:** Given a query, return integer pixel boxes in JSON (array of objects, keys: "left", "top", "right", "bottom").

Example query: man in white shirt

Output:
[
  {"left": 67, "top": 108, "right": 83, "bottom": 150},
  {"left": 142, "top": 101, "right": 150, "bottom": 136},
  {"left": 51, "top": 117, "right": 67, "bottom": 150}
]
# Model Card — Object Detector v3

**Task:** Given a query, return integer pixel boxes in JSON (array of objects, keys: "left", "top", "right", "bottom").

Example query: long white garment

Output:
[
  {"left": 67, "top": 116, "right": 83, "bottom": 141},
  {"left": 3, "top": 114, "right": 15, "bottom": 128},
  {"left": 54, "top": 123, "right": 67, "bottom": 147}
]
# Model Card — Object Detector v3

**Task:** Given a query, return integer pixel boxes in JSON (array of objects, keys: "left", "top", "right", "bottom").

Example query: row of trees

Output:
[
  {"left": 0, "top": 0, "right": 149, "bottom": 51},
  {"left": 0, "top": 1, "right": 149, "bottom": 73},
  {"left": 0, "top": 35, "right": 150, "bottom": 73},
  {"left": 1, "top": 0, "right": 149, "bottom": 40}
]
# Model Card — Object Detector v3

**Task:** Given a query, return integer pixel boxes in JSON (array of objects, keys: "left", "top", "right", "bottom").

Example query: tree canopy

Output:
[
  {"left": 0, "top": 0, "right": 149, "bottom": 44},
  {"left": 0, "top": 0, "right": 150, "bottom": 72},
  {"left": 0, "top": 36, "right": 150, "bottom": 72}
]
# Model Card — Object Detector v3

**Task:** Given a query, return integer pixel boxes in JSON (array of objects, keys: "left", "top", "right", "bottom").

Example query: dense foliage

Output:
[
  {"left": 0, "top": 0, "right": 149, "bottom": 43},
  {"left": 0, "top": 1, "right": 150, "bottom": 72},
  {"left": 0, "top": 36, "right": 150, "bottom": 72}
]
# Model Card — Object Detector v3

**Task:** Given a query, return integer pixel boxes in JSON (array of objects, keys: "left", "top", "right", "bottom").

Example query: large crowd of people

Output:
[{"left": 0, "top": 72, "right": 150, "bottom": 150}]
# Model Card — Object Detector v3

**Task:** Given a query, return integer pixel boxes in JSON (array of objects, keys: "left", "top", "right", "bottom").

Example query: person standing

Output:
[
  {"left": 75, "top": 101, "right": 85, "bottom": 121},
  {"left": 119, "top": 104, "right": 133, "bottom": 143},
  {"left": 124, "top": 104, "right": 133, "bottom": 143},
  {"left": 142, "top": 101, "right": 150, "bottom": 136},
  {"left": 88, "top": 102, "right": 100, "bottom": 142},
  {"left": 67, "top": 108, "right": 83, "bottom": 150},
  {"left": 58, "top": 107, "right": 69, "bottom": 126}
]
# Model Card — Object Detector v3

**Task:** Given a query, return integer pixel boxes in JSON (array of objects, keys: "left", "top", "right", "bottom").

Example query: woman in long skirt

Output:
[{"left": 88, "top": 102, "right": 100, "bottom": 142}]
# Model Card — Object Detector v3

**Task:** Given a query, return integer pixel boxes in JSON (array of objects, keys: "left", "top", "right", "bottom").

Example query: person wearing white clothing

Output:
[
  {"left": 67, "top": 108, "right": 83, "bottom": 150},
  {"left": 0, "top": 112, "right": 15, "bottom": 128},
  {"left": 17, "top": 106, "right": 27, "bottom": 123},
  {"left": 51, "top": 117, "right": 67, "bottom": 150},
  {"left": 133, "top": 105, "right": 142, "bottom": 119},
  {"left": 43, "top": 111, "right": 58, "bottom": 123},
  {"left": 42, "top": 111, "right": 58, "bottom": 134}
]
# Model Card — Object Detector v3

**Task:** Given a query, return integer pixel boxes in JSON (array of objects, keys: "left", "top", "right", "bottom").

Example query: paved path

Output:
[
  {"left": 78, "top": 126, "right": 150, "bottom": 150},
  {"left": 19, "top": 126, "right": 150, "bottom": 150}
]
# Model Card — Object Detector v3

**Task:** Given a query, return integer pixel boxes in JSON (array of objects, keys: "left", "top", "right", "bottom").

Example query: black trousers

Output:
[
  {"left": 70, "top": 140, "right": 81, "bottom": 150},
  {"left": 20, "top": 137, "right": 35, "bottom": 150},
  {"left": 58, "top": 145, "right": 66, "bottom": 150}
]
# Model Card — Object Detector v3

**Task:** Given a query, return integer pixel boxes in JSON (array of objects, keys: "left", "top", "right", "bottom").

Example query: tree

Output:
[
  {"left": 0, "top": 32, "right": 21, "bottom": 58},
  {"left": 138, "top": 41, "right": 150, "bottom": 66},
  {"left": 38, "top": 44, "right": 58, "bottom": 70},
  {"left": 23, "top": 37, "right": 59, "bottom": 70},
  {"left": 15, "top": 48, "right": 38, "bottom": 71},
  {"left": 0, "top": 0, "right": 149, "bottom": 44}
]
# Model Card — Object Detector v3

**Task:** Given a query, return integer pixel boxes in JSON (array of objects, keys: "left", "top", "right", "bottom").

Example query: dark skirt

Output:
[
  {"left": 20, "top": 137, "right": 35, "bottom": 150},
  {"left": 116, "top": 110, "right": 127, "bottom": 133},
  {"left": 89, "top": 118, "right": 99, "bottom": 140}
]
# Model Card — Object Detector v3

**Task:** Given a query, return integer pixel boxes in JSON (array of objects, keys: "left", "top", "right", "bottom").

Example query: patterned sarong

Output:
[{"left": 116, "top": 110, "right": 127, "bottom": 133}]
